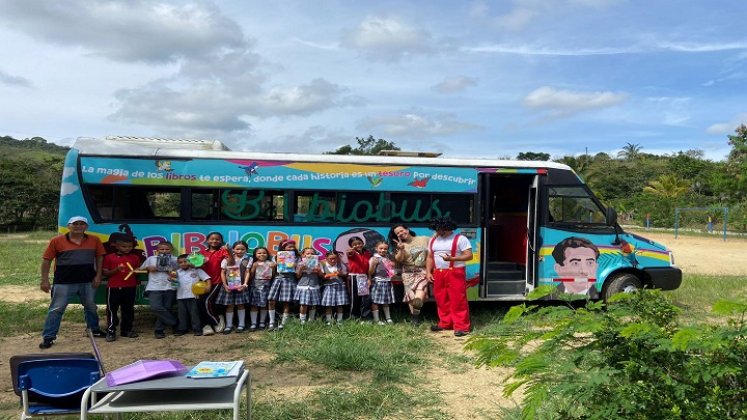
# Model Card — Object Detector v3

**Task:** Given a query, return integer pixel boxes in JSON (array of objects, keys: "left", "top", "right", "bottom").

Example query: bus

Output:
[{"left": 59, "top": 135, "right": 681, "bottom": 303}]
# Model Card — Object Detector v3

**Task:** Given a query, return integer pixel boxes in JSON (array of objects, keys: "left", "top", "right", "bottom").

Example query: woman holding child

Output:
[{"left": 388, "top": 224, "right": 430, "bottom": 325}]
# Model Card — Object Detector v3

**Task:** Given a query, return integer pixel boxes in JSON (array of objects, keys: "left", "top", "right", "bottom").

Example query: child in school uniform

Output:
[
  {"left": 346, "top": 236, "right": 372, "bottom": 321},
  {"left": 248, "top": 247, "right": 274, "bottom": 331},
  {"left": 215, "top": 241, "right": 252, "bottom": 334},
  {"left": 368, "top": 241, "right": 396, "bottom": 325},
  {"left": 174, "top": 254, "right": 211, "bottom": 336},
  {"left": 294, "top": 247, "right": 322, "bottom": 324},
  {"left": 101, "top": 234, "right": 144, "bottom": 342},
  {"left": 320, "top": 251, "right": 349, "bottom": 325},
  {"left": 140, "top": 241, "right": 179, "bottom": 338},
  {"left": 199, "top": 231, "right": 231, "bottom": 335},
  {"left": 268, "top": 239, "right": 299, "bottom": 330}
]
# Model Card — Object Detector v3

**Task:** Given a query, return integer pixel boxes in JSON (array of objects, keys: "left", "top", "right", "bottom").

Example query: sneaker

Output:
[
  {"left": 235, "top": 326, "right": 245, "bottom": 333},
  {"left": 193, "top": 331, "right": 203, "bottom": 336},
  {"left": 377, "top": 321, "right": 386, "bottom": 326},
  {"left": 278, "top": 323, "right": 284, "bottom": 330},
  {"left": 216, "top": 315, "right": 226, "bottom": 333},
  {"left": 454, "top": 330, "right": 470, "bottom": 337},
  {"left": 202, "top": 325, "right": 215, "bottom": 336},
  {"left": 222, "top": 327, "right": 233, "bottom": 335},
  {"left": 174, "top": 330, "right": 186, "bottom": 337},
  {"left": 90, "top": 329, "right": 107, "bottom": 338},
  {"left": 249, "top": 324, "right": 257, "bottom": 332},
  {"left": 106, "top": 332, "right": 116, "bottom": 342},
  {"left": 430, "top": 325, "right": 447, "bottom": 332},
  {"left": 39, "top": 338, "right": 54, "bottom": 349},
  {"left": 386, "top": 319, "right": 394, "bottom": 324},
  {"left": 154, "top": 330, "right": 166, "bottom": 339},
  {"left": 122, "top": 331, "right": 139, "bottom": 338}
]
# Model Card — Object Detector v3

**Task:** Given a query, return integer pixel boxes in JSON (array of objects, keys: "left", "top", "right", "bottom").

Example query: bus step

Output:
[
  {"left": 486, "top": 269, "right": 525, "bottom": 281},
  {"left": 487, "top": 261, "right": 524, "bottom": 271},
  {"left": 486, "top": 280, "right": 526, "bottom": 296}
]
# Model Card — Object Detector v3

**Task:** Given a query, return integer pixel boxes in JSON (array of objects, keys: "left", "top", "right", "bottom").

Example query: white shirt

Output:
[
  {"left": 176, "top": 268, "right": 211, "bottom": 299},
  {"left": 141, "top": 255, "right": 178, "bottom": 291},
  {"left": 430, "top": 233, "right": 472, "bottom": 269}
]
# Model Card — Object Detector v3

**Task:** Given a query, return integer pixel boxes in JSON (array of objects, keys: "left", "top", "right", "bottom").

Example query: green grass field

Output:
[{"left": 1, "top": 231, "right": 745, "bottom": 419}]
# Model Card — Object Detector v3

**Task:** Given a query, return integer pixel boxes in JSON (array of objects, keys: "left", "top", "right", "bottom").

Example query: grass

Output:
[{"left": 3, "top": 230, "right": 747, "bottom": 418}]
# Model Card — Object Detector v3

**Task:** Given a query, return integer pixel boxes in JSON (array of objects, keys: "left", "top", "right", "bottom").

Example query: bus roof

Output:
[{"left": 72, "top": 136, "right": 572, "bottom": 171}]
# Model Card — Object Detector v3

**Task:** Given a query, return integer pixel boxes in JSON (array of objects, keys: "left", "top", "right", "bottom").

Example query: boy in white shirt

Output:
[{"left": 174, "top": 254, "right": 211, "bottom": 336}]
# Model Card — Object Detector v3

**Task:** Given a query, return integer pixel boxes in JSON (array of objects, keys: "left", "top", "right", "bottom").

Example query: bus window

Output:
[
  {"left": 547, "top": 186, "right": 606, "bottom": 224},
  {"left": 389, "top": 193, "right": 474, "bottom": 225},
  {"left": 191, "top": 190, "right": 215, "bottom": 220},
  {"left": 294, "top": 192, "right": 336, "bottom": 222},
  {"left": 220, "top": 189, "right": 285, "bottom": 221},
  {"left": 86, "top": 185, "right": 181, "bottom": 221}
]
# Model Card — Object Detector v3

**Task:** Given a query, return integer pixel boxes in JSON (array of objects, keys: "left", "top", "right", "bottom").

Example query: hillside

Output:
[{"left": 0, "top": 136, "right": 69, "bottom": 160}]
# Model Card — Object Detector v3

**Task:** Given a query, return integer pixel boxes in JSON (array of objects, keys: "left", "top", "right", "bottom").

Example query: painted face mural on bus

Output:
[
  {"left": 551, "top": 236, "right": 599, "bottom": 295},
  {"left": 333, "top": 228, "right": 385, "bottom": 264}
]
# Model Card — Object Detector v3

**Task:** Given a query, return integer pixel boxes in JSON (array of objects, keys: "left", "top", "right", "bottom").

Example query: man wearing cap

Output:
[
  {"left": 39, "top": 216, "right": 107, "bottom": 349},
  {"left": 425, "top": 217, "right": 473, "bottom": 337}
]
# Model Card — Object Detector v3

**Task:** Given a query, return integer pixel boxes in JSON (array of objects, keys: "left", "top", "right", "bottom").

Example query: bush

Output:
[{"left": 466, "top": 287, "right": 747, "bottom": 419}]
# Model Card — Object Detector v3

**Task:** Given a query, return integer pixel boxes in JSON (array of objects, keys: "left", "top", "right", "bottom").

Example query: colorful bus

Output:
[{"left": 59, "top": 136, "right": 681, "bottom": 303}]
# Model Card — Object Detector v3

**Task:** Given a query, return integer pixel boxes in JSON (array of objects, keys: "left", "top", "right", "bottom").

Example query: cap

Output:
[{"left": 67, "top": 216, "right": 89, "bottom": 225}]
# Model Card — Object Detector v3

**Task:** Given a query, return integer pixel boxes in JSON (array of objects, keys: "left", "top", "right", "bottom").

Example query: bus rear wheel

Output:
[{"left": 603, "top": 273, "right": 642, "bottom": 301}]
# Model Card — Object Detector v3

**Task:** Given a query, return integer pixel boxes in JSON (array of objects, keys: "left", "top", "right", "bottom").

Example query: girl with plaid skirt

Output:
[
  {"left": 268, "top": 239, "right": 299, "bottom": 330},
  {"left": 294, "top": 247, "right": 322, "bottom": 324},
  {"left": 321, "top": 251, "right": 349, "bottom": 325},
  {"left": 216, "top": 241, "right": 252, "bottom": 334},
  {"left": 248, "top": 247, "right": 274, "bottom": 331},
  {"left": 368, "top": 241, "right": 396, "bottom": 325}
]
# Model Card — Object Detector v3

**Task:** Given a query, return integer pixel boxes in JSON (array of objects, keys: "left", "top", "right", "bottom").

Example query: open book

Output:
[{"left": 186, "top": 360, "right": 244, "bottom": 379}]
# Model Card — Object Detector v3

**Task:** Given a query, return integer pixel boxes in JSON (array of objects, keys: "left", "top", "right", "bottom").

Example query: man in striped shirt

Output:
[{"left": 39, "top": 216, "right": 107, "bottom": 349}]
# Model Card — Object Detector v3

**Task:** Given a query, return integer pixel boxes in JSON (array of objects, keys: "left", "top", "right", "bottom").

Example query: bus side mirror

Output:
[{"left": 606, "top": 207, "right": 618, "bottom": 226}]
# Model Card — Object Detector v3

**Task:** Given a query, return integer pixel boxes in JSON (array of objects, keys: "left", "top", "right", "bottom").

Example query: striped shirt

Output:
[{"left": 43, "top": 233, "right": 106, "bottom": 284}]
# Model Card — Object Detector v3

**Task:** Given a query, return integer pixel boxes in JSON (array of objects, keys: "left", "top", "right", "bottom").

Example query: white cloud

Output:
[
  {"left": 242, "top": 125, "right": 352, "bottom": 154},
  {"left": 523, "top": 86, "right": 629, "bottom": 117},
  {"left": 0, "top": 0, "right": 244, "bottom": 63},
  {"left": 645, "top": 97, "right": 692, "bottom": 126},
  {"left": 356, "top": 111, "right": 480, "bottom": 139},
  {"left": 706, "top": 113, "right": 747, "bottom": 135},
  {"left": 432, "top": 76, "right": 478, "bottom": 94},
  {"left": 341, "top": 16, "right": 434, "bottom": 61},
  {"left": 0, "top": 68, "right": 32, "bottom": 87}
]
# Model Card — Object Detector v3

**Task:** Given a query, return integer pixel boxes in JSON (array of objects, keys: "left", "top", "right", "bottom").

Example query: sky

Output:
[{"left": 0, "top": 0, "right": 746, "bottom": 161}]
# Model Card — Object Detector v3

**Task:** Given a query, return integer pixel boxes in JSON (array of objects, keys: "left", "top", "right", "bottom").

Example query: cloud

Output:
[
  {"left": 645, "top": 97, "right": 692, "bottom": 126},
  {"left": 341, "top": 16, "right": 434, "bottom": 61},
  {"left": 432, "top": 76, "right": 478, "bottom": 94},
  {"left": 0, "top": 0, "right": 245, "bottom": 63},
  {"left": 0, "top": 68, "right": 32, "bottom": 87},
  {"left": 706, "top": 113, "right": 747, "bottom": 135},
  {"left": 243, "top": 125, "right": 352, "bottom": 154},
  {"left": 468, "top": 0, "right": 619, "bottom": 31},
  {"left": 523, "top": 86, "right": 629, "bottom": 117},
  {"left": 356, "top": 111, "right": 481, "bottom": 139}
]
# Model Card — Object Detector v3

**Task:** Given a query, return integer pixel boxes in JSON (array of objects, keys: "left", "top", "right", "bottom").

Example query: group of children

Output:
[{"left": 102, "top": 232, "right": 402, "bottom": 341}]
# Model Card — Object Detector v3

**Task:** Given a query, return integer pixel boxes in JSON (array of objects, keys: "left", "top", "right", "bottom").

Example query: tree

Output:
[
  {"left": 643, "top": 174, "right": 690, "bottom": 198},
  {"left": 617, "top": 142, "right": 643, "bottom": 160},
  {"left": 516, "top": 151, "right": 550, "bottom": 161},
  {"left": 725, "top": 124, "right": 747, "bottom": 199},
  {"left": 327, "top": 135, "right": 400, "bottom": 155}
]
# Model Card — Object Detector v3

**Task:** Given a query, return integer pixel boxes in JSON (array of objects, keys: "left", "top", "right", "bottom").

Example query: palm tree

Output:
[
  {"left": 617, "top": 143, "right": 643, "bottom": 160},
  {"left": 643, "top": 174, "right": 690, "bottom": 198}
]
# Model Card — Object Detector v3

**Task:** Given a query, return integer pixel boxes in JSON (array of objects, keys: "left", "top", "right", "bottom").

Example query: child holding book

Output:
[
  {"left": 320, "top": 251, "right": 349, "bottom": 325},
  {"left": 268, "top": 239, "right": 299, "bottom": 330},
  {"left": 101, "top": 234, "right": 144, "bottom": 342},
  {"left": 368, "top": 241, "right": 396, "bottom": 325},
  {"left": 294, "top": 247, "right": 322, "bottom": 324},
  {"left": 174, "top": 254, "right": 211, "bottom": 336},
  {"left": 248, "top": 247, "right": 274, "bottom": 331},
  {"left": 140, "top": 241, "right": 179, "bottom": 338},
  {"left": 216, "top": 241, "right": 252, "bottom": 334}
]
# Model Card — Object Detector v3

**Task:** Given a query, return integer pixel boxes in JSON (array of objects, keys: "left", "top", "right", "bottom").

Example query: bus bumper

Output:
[{"left": 643, "top": 267, "right": 682, "bottom": 291}]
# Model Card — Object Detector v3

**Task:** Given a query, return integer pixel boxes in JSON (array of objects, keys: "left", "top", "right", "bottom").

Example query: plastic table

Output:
[{"left": 80, "top": 369, "right": 251, "bottom": 420}]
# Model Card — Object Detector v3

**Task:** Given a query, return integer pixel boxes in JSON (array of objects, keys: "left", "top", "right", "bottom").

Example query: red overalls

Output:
[{"left": 429, "top": 235, "right": 471, "bottom": 332}]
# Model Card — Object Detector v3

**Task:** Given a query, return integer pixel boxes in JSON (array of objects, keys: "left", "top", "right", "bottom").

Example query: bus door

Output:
[{"left": 480, "top": 172, "right": 537, "bottom": 298}]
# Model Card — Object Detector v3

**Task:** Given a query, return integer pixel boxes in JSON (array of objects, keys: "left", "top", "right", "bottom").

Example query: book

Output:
[
  {"left": 186, "top": 360, "right": 244, "bottom": 379},
  {"left": 276, "top": 251, "right": 297, "bottom": 273}
]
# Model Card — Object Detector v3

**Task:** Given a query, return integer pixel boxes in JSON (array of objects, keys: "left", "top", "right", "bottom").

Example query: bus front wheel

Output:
[{"left": 603, "top": 273, "right": 642, "bottom": 301}]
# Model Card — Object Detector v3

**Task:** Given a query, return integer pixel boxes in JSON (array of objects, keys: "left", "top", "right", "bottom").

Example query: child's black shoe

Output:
[
  {"left": 39, "top": 338, "right": 54, "bottom": 349},
  {"left": 106, "top": 332, "right": 116, "bottom": 342}
]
